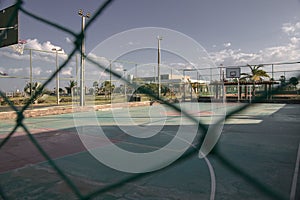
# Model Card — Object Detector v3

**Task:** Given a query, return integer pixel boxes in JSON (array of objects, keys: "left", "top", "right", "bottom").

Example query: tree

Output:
[
  {"left": 59, "top": 88, "right": 64, "bottom": 94},
  {"left": 93, "top": 81, "right": 99, "bottom": 88},
  {"left": 65, "top": 81, "right": 75, "bottom": 93},
  {"left": 100, "top": 81, "right": 115, "bottom": 99},
  {"left": 240, "top": 64, "right": 270, "bottom": 96},
  {"left": 279, "top": 75, "right": 286, "bottom": 86},
  {"left": 65, "top": 80, "right": 77, "bottom": 98},
  {"left": 136, "top": 83, "right": 158, "bottom": 98},
  {"left": 24, "top": 82, "right": 45, "bottom": 103},
  {"left": 289, "top": 77, "right": 299, "bottom": 90},
  {"left": 92, "top": 81, "right": 99, "bottom": 95}
]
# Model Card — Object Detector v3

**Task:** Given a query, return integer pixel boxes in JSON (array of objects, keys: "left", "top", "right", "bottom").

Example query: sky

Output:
[{"left": 1, "top": 0, "right": 300, "bottom": 92}]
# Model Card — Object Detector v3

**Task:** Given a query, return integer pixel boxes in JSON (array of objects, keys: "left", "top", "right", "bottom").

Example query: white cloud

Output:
[
  {"left": 99, "top": 71, "right": 109, "bottom": 78},
  {"left": 8, "top": 68, "right": 24, "bottom": 74},
  {"left": 282, "top": 23, "right": 296, "bottom": 35},
  {"left": 290, "top": 36, "right": 300, "bottom": 44},
  {"left": 210, "top": 20, "right": 300, "bottom": 67},
  {"left": 113, "top": 62, "right": 124, "bottom": 72},
  {"left": 281, "top": 22, "right": 300, "bottom": 36},
  {"left": 0, "top": 38, "right": 67, "bottom": 63},
  {"left": 209, "top": 42, "right": 300, "bottom": 66},
  {"left": 61, "top": 67, "right": 73, "bottom": 76},
  {"left": 88, "top": 53, "right": 110, "bottom": 67},
  {"left": 169, "top": 62, "right": 197, "bottom": 69},
  {"left": 223, "top": 42, "right": 231, "bottom": 48},
  {"left": 169, "top": 63, "right": 186, "bottom": 67},
  {"left": 26, "top": 39, "right": 65, "bottom": 54},
  {"left": 34, "top": 67, "right": 42, "bottom": 76},
  {"left": 46, "top": 70, "right": 52, "bottom": 74}
]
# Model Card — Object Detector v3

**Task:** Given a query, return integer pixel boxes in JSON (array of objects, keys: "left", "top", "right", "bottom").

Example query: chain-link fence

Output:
[{"left": 0, "top": 0, "right": 300, "bottom": 199}]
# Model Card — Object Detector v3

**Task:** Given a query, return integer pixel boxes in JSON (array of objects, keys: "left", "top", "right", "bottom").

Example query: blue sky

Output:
[{"left": 1, "top": 0, "right": 300, "bottom": 91}]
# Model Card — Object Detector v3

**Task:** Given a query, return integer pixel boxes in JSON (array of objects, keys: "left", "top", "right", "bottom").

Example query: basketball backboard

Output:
[
  {"left": 0, "top": 4, "right": 18, "bottom": 48},
  {"left": 226, "top": 67, "right": 241, "bottom": 78}
]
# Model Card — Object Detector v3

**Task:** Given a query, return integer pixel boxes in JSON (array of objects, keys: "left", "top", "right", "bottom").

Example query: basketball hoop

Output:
[{"left": 11, "top": 39, "right": 26, "bottom": 54}]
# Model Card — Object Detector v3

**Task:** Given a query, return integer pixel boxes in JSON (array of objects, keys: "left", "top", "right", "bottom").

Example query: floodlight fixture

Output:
[{"left": 78, "top": 9, "right": 83, "bottom": 16}]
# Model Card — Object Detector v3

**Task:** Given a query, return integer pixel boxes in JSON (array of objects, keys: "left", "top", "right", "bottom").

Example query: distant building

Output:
[
  {"left": 131, "top": 74, "right": 209, "bottom": 100},
  {"left": 133, "top": 74, "right": 190, "bottom": 84}
]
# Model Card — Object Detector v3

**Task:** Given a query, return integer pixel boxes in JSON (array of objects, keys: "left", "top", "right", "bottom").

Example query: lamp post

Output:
[
  {"left": 29, "top": 49, "right": 32, "bottom": 97},
  {"left": 110, "top": 61, "right": 112, "bottom": 103},
  {"left": 78, "top": 9, "right": 90, "bottom": 106},
  {"left": 52, "top": 48, "right": 62, "bottom": 105},
  {"left": 183, "top": 70, "right": 186, "bottom": 101},
  {"left": 157, "top": 36, "right": 162, "bottom": 99},
  {"left": 218, "top": 64, "right": 226, "bottom": 102},
  {"left": 123, "top": 69, "right": 127, "bottom": 101}
]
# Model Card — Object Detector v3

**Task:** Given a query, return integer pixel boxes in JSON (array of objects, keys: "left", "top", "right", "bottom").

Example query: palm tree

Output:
[
  {"left": 24, "top": 82, "right": 45, "bottom": 103},
  {"left": 240, "top": 64, "right": 270, "bottom": 96},
  {"left": 65, "top": 80, "right": 77, "bottom": 99}
]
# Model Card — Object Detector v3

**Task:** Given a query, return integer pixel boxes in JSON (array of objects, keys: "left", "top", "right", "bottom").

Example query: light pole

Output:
[
  {"left": 110, "top": 61, "right": 112, "bottom": 103},
  {"left": 29, "top": 49, "right": 32, "bottom": 97},
  {"left": 183, "top": 70, "right": 186, "bottom": 101},
  {"left": 123, "top": 69, "right": 127, "bottom": 101},
  {"left": 52, "top": 48, "right": 62, "bottom": 105},
  {"left": 157, "top": 36, "right": 162, "bottom": 99},
  {"left": 218, "top": 64, "right": 226, "bottom": 102},
  {"left": 78, "top": 9, "right": 90, "bottom": 106}
]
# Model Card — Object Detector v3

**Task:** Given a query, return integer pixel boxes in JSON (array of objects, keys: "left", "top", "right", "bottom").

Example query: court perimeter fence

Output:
[{"left": 0, "top": 0, "right": 300, "bottom": 199}]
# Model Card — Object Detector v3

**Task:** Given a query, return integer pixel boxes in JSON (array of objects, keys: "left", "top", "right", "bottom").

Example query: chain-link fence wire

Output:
[{"left": 0, "top": 0, "right": 299, "bottom": 199}]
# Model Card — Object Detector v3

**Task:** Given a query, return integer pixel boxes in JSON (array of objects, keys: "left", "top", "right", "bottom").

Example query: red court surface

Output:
[{"left": 0, "top": 129, "right": 86, "bottom": 173}]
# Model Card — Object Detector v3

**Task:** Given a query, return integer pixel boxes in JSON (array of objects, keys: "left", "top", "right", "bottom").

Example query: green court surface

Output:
[{"left": 0, "top": 103, "right": 299, "bottom": 199}]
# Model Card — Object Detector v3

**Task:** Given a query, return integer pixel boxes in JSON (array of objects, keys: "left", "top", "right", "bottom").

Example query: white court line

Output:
[
  {"left": 164, "top": 130, "right": 216, "bottom": 200},
  {"left": 290, "top": 142, "right": 300, "bottom": 200},
  {"left": 202, "top": 153, "right": 216, "bottom": 200}
]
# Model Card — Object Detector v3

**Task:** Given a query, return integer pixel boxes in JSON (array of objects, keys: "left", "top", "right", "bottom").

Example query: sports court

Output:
[
  {"left": 1, "top": 1, "right": 300, "bottom": 199},
  {"left": 0, "top": 102, "right": 299, "bottom": 199}
]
